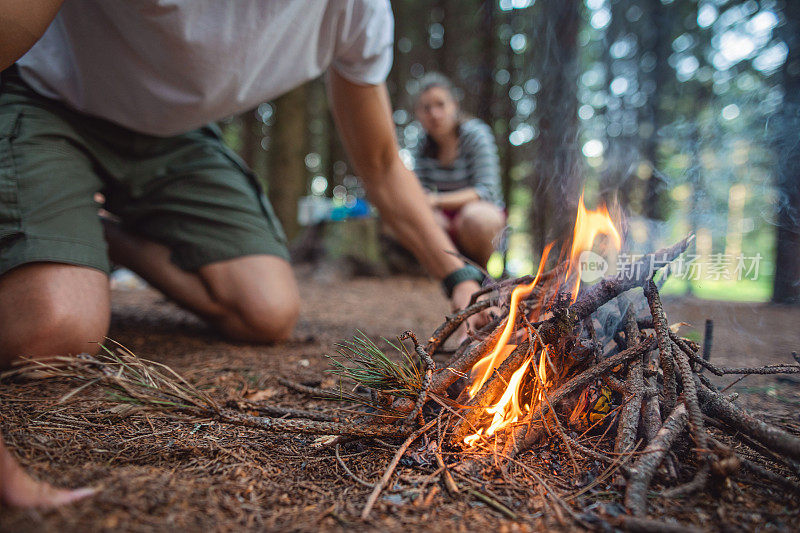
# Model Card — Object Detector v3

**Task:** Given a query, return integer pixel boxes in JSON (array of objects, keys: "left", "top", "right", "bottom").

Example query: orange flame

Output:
[
  {"left": 463, "top": 191, "right": 621, "bottom": 446},
  {"left": 564, "top": 193, "right": 622, "bottom": 302},
  {"left": 466, "top": 242, "right": 554, "bottom": 398},
  {"left": 483, "top": 356, "right": 531, "bottom": 436},
  {"left": 537, "top": 344, "right": 550, "bottom": 392}
]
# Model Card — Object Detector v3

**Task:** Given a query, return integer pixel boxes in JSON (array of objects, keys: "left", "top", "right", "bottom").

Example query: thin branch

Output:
[
  {"left": 361, "top": 418, "right": 437, "bottom": 519},
  {"left": 335, "top": 444, "right": 374, "bottom": 488},
  {"left": 510, "top": 337, "right": 656, "bottom": 456},
  {"left": 625, "top": 403, "right": 689, "bottom": 516}
]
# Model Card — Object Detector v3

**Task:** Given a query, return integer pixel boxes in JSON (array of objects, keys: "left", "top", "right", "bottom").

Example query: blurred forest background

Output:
[{"left": 220, "top": 0, "right": 800, "bottom": 305}]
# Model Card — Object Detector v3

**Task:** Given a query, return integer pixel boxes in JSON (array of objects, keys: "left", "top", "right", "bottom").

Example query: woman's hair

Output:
[
  {"left": 413, "top": 72, "right": 465, "bottom": 159},
  {"left": 414, "top": 72, "right": 460, "bottom": 107}
]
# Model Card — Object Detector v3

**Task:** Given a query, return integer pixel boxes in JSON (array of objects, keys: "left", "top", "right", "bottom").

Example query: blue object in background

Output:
[
  {"left": 330, "top": 198, "right": 371, "bottom": 221},
  {"left": 299, "top": 196, "right": 372, "bottom": 225}
]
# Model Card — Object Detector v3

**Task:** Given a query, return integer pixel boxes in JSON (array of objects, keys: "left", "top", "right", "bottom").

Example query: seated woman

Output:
[{"left": 411, "top": 73, "right": 506, "bottom": 268}]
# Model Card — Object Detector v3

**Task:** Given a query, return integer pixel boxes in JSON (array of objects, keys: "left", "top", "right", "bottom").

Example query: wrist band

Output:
[{"left": 442, "top": 265, "right": 484, "bottom": 298}]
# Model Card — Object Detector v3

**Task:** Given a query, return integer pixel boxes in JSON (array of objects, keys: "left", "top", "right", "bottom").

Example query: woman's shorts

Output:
[{"left": 0, "top": 66, "right": 288, "bottom": 276}]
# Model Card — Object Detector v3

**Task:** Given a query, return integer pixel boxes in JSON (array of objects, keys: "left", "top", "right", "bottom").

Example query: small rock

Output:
[{"left": 383, "top": 493, "right": 405, "bottom": 505}]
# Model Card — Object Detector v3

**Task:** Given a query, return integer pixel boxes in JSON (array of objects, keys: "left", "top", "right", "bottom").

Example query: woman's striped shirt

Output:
[{"left": 412, "top": 118, "right": 504, "bottom": 208}]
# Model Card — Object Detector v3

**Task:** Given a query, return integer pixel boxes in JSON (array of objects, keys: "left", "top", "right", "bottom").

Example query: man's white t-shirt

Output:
[{"left": 17, "top": 0, "right": 394, "bottom": 137}]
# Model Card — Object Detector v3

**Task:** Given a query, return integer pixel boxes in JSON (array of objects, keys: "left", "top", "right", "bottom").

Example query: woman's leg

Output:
[{"left": 453, "top": 201, "right": 506, "bottom": 267}]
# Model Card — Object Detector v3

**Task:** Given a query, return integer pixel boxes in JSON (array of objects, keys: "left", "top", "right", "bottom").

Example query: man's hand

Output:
[{"left": 450, "top": 279, "right": 492, "bottom": 338}]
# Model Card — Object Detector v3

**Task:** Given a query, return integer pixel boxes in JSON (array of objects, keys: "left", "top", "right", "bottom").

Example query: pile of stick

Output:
[
  {"left": 9, "top": 235, "right": 800, "bottom": 527},
  {"left": 287, "top": 234, "right": 800, "bottom": 520}
]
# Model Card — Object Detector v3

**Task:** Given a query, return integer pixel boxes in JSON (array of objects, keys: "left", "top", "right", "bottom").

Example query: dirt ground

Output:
[{"left": 1, "top": 267, "right": 799, "bottom": 532}]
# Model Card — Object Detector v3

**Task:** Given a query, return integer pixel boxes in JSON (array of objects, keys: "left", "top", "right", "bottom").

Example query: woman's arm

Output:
[
  {"left": 429, "top": 188, "right": 481, "bottom": 211},
  {"left": 423, "top": 122, "right": 503, "bottom": 212},
  {"left": 327, "top": 68, "right": 482, "bottom": 309},
  {"left": 0, "top": 0, "right": 64, "bottom": 71},
  {"left": 464, "top": 121, "right": 503, "bottom": 206}
]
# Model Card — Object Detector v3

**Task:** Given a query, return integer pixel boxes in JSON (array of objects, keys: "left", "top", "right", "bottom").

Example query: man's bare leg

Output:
[
  {"left": 104, "top": 221, "right": 300, "bottom": 342},
  {"left": 0, "top": 263, "right": 107, "bottom": 507},
  {"left": 0, "top": 263, "right": 110, "bottom": 367}
]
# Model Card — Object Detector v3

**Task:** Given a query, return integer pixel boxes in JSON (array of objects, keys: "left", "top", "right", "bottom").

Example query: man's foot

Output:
[{"left": 0, "top": 438, "right": 95, "bottom": 508}]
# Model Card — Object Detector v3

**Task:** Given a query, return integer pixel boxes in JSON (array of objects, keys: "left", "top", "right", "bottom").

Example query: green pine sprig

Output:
[{"left": 326, "top": 330, "right": 423, "bottom": 401}]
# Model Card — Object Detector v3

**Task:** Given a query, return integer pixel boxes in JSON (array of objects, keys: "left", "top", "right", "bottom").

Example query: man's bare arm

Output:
[
  {"left": 327, "top": 69, "right": 463, "bottom": 277},
  {"left": 0, "top": 0, "right": 64, "bottom": 71},
  {"left": 327, "top": 69, "right": 482, "bottom": 309}
]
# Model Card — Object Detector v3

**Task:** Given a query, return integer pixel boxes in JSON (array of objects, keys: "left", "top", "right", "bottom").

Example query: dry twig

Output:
[
  {"left": 360, "top": 418, "right": 437, "bottom": 519},
  {"left": 625, "top": 403, "right": 689, "bottom": 516}
]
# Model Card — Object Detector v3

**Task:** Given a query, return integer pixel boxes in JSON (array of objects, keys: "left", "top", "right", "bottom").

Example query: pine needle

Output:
[
  {"left": 11, "top": 341, "right": 219, "bottom": 415},
  {"left": 326, "top": 331, "right": 424, "bottom": 401}
]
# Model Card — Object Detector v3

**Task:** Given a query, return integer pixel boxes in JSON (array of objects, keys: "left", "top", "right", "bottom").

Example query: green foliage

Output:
[
  {"left": 661, "top": 276, "right": 773, "bottom": 303},
  {"left": 326, "top": 331, "right": 423, "bottom": 400}
]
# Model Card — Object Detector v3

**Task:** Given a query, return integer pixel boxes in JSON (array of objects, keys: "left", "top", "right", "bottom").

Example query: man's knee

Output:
[
  {"left": 15, "top": 298, "right": 108, "bottom": 357},
  {"left": 201, "top": 255, "right": 300, "bottom": 343},
  {"left": 0, "top": 264, "right": 110, "bottom": 365},
  {"left": 234, "top": 292, "right": 300, "bottom": 343}
]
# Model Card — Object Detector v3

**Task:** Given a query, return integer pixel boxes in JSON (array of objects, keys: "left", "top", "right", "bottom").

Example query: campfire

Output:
[
  {"left": 459, "top": 193, "right": 622, "bottom": 449},
  {"left": 11, "top": 192, "right": 800, "bottom": 529}
]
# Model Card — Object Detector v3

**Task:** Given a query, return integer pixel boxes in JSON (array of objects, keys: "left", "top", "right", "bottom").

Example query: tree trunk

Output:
[
  {"left": 326, "top": 106, "right": 348, "bottom": 186},
  {"left": 437, "top": 0, "right": 458, "bottom": 80},
  {"left": 389, "top": 0, "right": 407, "bottom": 99},
  {"left": 267, "top": 84, "right": 309, "bottom": 241},
  {"left": 772, "top": 2, "right": 800, "bottom": 305},
  {"left": 529, "top": 0, "right": 582, "bottom": 258},
  {"left": 239, "top": 108, "right": 264, "bottom": 178},
  {"left": 599, "top": 0, "right": 638, "bottom": 214},
  {"left": 476, "top": 0, "right": 497, "bottom": 124},
  {"left": 640, "top": 0, "right": 671, "bottom": 221}
]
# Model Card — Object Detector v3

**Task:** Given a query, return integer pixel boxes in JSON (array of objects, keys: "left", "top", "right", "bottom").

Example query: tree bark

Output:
[
  {"left": 625, "top": 403, "right": 689, "bottom": 516},
  {"left": 476, "top": 0, "right": 497, "bottom": 124},
  {"left": 268, "top": 84, "right": 309, "bottom": 241},
  {"left": 239, "top": 108, "right": 263, "bottom": 177},
  {"left": 772, "top": 2, "right": 800, "bottom": 305},
  {"left": 641, "top": 0, "right": 672, "bottom": 221},
  {"left": 437, "top": 0, "right": 458, "bottom": 81},
  {"left": 529, "top": 0, "right": 582, "bottom": 258},
  {"left": 599, "top": 0, "right": 639, "bottom": 214}
]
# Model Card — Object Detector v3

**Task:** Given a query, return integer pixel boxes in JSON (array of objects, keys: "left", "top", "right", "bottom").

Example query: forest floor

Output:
[{"left": 1, "top": 265, "right": 799, "bottom": 532}]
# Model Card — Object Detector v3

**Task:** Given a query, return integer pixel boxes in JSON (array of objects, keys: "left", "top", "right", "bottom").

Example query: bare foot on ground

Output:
[{"left": 0, "top": 436, "right": 95, "bottom": 508}]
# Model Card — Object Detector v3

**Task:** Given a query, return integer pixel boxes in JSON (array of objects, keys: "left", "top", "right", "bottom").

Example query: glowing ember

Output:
[
  {"left": 536, "top": 344, "right": 551, "bottom": 396},
  {"left": 463, "top": 192, "right": 622, "bottom": 446}
]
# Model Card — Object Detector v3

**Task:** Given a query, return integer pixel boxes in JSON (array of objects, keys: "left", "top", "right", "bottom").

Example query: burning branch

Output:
[
  {"left": 613, "top": 310, "right": 644, "bottom": 454},
  {"left": 12, "top": 194, "right": 800, "bottom": 529}
]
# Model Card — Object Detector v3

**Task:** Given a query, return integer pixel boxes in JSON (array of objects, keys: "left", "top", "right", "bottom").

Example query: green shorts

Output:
[{"left": 0, "top": 66, "right": 288, "bottom": 276}]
